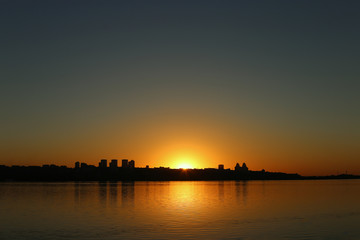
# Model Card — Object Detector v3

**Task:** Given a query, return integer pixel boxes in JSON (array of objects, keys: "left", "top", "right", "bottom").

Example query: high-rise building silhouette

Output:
[
  {"left": 110, "top": 159, "right": 118, "bottom": 168},
  {"left": 75, "top": 162, "right": 80, "bottom": 169},
  {"left": 99, "top": 159, "right": 107, "bottom": 168},
  {"left": 218, "top": 164, "right": 224, "bottom": 170},
  {"left": 122, "top": 159, "right": 128, "bottom": 168},
  {"left": 129, "top": 160, "right": 135, "bottom": 168}
]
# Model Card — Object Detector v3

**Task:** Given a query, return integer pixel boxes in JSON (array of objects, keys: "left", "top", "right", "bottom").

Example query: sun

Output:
[
  {"left": 177, "top": 162, "right": 193, "bottom": 169},
  {"left": 171, "top": 153, "right": 198, "bottom": 169}
]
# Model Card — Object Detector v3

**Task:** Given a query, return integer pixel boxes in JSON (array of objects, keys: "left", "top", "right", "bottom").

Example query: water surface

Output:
[{"left": 1, "top": 180, "right": 360, "bottom": 239}]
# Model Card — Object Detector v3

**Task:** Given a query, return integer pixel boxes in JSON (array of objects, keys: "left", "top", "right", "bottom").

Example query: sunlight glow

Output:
[
  {"left": 167, "top": 150, "right": 203, "bottom": 169},
  {"left": 177, "top": 162, "right": 193, "bottom": 169}
]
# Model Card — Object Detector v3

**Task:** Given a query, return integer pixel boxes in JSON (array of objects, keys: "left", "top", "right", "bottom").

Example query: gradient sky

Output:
[{"left": 1, "top": 0, "right": 359, "bottom": 175}]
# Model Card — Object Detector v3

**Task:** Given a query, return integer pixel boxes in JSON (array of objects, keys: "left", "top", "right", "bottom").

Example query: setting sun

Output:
[
  {"left": 173, "top": 154, "right": 200, "bottom": 169},
  {"left": 177, "top": 162, "right": 193, "bottom": 169},
  {"left": 165, "top": 150, "right": 202, "bottom": 169}
]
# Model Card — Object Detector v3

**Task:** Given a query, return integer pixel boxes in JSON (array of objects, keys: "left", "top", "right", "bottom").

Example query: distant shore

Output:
[{"left": 1, "top": 165, "right": 359, "bottom": 182}]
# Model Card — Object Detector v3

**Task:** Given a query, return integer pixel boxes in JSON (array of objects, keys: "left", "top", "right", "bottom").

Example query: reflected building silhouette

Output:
[
  {"left": 74, "top": 182, "right": 97, "bottom": 206},
  {"left": 145, "top": 181, "right": 150, "bottom": 199},
  {"left": 74, "top": 182, "right": 80, "bottom": 204},
  {"left": 242, "top": 181, "right": 248, "bottom": 205},
  {"left": 121, "top": 181, "right": 135, "bottom": 207},
  {"left": 218, "top": 181, "right": 225, "bottom": 201},
  {"left": 98, "top": 182, "right": 108, "bottom": 206},
  {"left": 235, "top": 180, "right": 248, "bottom": 205},
  {"left": 109, "top": 182, "right": 118, "bottom": 206}
]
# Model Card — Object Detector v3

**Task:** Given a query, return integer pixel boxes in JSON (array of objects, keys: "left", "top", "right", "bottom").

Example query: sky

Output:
[{"left": 1, "top": 0, "right": 359, "bottom": 176}]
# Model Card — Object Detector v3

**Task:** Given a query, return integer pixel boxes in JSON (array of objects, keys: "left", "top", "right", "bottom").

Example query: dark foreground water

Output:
[{"left": 1, "top": 180, "right": 360, "bottom": 240}]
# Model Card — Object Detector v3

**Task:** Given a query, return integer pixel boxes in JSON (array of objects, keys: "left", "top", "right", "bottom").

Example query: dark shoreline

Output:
[{"left": 1, "top": 165, "right": 359, "bottom": 182}]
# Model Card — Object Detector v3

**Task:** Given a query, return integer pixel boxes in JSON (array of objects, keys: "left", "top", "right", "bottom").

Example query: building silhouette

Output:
[
  {"left": 99, "top": 159, "right": 107, "bottom": 168},
  {"left": 110, "top": 159, "right": 118, "bottom": 168},
  {"left": 0, "top": 159, "right": 309, "bottom": 181},
  {"left": 235, "top": 162, "right": 249, "bottom": 172},
  {"left": 242, "top": 163, "right": 248, "bottom": 171},
  {"left": 129, "top": 160, "right": 135, "bottom": 168},
  {"left": 122, "top": 159, "right": 128, "bottom": 168}
]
